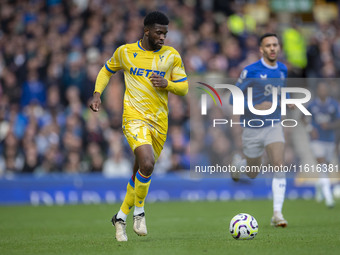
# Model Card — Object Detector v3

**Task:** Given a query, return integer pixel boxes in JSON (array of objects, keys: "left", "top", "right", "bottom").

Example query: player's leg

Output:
[
  {"left": 134, "top": 144, "right": 154, "bottom": 212},
  {"left": 316, "top": 158, "right": 334, "bottom": 208},
  {"left": 312, "top": 141, "right": 335, "bottom": 208},
  {"left": 115, "top": 159, "right": 138, "bottom": 221},
  {"left": 319, "top": 176, "right": 334, "bottom": 208},
  {"left": 133, "top": 127, "right": 166, "bottom": 236},
  {"left": 111, "top": 150, "right": 140, "bottom": 242},
  {"left": 132, "top": 144, "right": 154, "bottom": 236},
  {"left": 245, "top": 157, "right": 262, "bottom": 178},
  {"left": 262, "top": 123, "right": 287, "bottom": 227},
  {"left": 231, "top": 127, "right": 264, "bottom": 181},
  {"left": 111, "top": 120, "right": 153, "bottom": 241},
  {"left": 265, "top": 142, "right": 287, "bottom": 227}
]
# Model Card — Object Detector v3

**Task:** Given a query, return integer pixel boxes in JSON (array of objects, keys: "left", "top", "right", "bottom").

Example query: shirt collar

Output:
[{"left": 261, "top": 58, "right": 278, "bottom": 69}]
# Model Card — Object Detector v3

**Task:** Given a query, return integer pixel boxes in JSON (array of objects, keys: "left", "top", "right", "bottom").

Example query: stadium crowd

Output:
[{"left": 0, "top": 0, "right": 340, "bottom": 176}]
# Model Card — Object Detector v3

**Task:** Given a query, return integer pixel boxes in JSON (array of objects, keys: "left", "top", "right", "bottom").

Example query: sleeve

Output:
[
  {"left": 105, "top": 46, "right": 124, "bottom": 74},
  {"left": 93, "top": 66, "right": 112, "bottom": 95},
  {"left": 93, "top": 46, "right": 124, "bottom": 95},
  {"left": 170, "top": 51, "right": 187, "bottom": 82},
  {"left": 328, "top": 100, "right": 340, "bottom": 129},
  {"left": 336, "top": 101, "right": 340, "bottom": 119},
  {"left": 229, "top": 68, "right": 251, "bottom": 105},
  {"left": 306, "top": 102, "right": 312, "bottom": 113},
  {"left": 165, "top": 51, "right": 188, "bottom": 96},
  {"left": 282, "top": 65, "right": 290, "bottom": 99}
]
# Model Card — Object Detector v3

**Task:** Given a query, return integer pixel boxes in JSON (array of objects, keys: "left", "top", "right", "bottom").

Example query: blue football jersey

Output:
[
  {"left": 230, "top": 58, "right": 288, "bottom": 128},
  {"left": 307, "top": 97, "right": 340, "bottom": 142}
]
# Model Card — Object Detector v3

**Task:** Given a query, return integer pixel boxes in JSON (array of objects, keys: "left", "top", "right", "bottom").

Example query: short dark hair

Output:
[
  {"left": 144, "top": 11, "right": 169, "bottom": 27},
  {"left": 259, "top": 33, "right": 278, "bottom": 45}
]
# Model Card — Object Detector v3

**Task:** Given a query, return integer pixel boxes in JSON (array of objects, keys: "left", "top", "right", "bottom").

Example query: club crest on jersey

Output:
[
  {"left": 280, "top": 72, "right": 285, "bottom": 80},
  {"left": 159, "top": 55, "right": 164, "bottom": 61},
  {"left": 133, "top": 52, "right": 138, "bottom": 58}
]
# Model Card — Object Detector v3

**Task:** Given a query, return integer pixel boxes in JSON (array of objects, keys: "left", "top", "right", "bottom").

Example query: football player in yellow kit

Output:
[{"left": 89, "top": 11, "right": 188, "bottom": 242}]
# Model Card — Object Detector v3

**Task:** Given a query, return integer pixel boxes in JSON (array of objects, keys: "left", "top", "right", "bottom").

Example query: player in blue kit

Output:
[
  {"left": 230, "top": 33, "right": 293, "bottom": 227},
  {"left": 306, "top": 82, "right": 340, "bottom": 208}
]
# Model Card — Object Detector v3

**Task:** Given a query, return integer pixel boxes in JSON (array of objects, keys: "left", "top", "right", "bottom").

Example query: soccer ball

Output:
[{"left": 229, "top": 213, "right": 258, "bottom": 240}]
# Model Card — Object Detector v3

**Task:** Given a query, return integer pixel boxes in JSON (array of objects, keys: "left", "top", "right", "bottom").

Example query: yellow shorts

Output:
[{"left": 122, "top": 120, "right": 167, "bottom": 161}]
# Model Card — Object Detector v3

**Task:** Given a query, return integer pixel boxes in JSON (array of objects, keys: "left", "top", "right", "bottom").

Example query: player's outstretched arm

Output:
[
  {"left": 320, "top": 119, "right": 340, "bottom": 130},
  {"left": 150, "top": 73, "right": 188, "bottom": 96},
  {"left": 89, "top": 66, "right": 113, "bottom": 112}
]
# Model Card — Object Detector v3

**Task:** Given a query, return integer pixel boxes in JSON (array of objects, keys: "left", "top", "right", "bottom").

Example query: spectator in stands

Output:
[
  {"left": 103, "top": 143, "right": 132, "bottom": 178},
  {"left": 22, "top": 142, "right": 39, "bottom": 173},
  {"left": 20, "top": 70, "right": 46, "bottom": 108},
  {"left": 85, "top": 142, "right": 104, "bottom": 173}
]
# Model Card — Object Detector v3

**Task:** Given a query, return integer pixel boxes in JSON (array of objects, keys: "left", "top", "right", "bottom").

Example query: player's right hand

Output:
[
  {"left": 150, "top": 72, "right": 168, "bottom": 88},
  {"left": 89, "top": 92, "right": 101, "bottom": 112},
  {"left": 254, "top": 101, "right": 273, "bottom": 110},
  {"left": 310, "top": 128, "right": 319, "bottom": 139}
]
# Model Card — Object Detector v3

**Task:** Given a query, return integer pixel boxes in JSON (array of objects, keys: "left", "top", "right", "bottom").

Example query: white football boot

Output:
[
  {"left": 133, "top": 212, "right": 147, "bottom": 236},
  {"left": 111, "top": 214, "right": 128, "bottom": 241},
  {"left": 270, "top": 212, "right": 288, "bottom": 228}
]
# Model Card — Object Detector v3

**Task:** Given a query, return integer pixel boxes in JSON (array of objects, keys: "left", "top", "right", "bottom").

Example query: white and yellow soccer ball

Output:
[{"left": 229, "top": 213, "right": 258, "bottom": 240}]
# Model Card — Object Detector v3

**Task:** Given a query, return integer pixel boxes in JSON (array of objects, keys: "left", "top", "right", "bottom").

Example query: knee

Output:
[
  {"left": 272, "top": 160, "right": 283, "bottom": 167},
  {"left": 139, "top": 158, "right": 155, "bottom": 176},
  {"left": 247, "top": 171, "right": 259, "bottom": 179}
]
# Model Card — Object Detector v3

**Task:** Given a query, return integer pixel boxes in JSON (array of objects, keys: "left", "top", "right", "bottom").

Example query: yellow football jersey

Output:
[{"left": 104, "top": 40, "right": 187, "bottom": 134}]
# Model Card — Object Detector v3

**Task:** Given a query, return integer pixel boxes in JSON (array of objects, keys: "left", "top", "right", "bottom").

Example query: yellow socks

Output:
[
  {"left": 134, "top": 170, "right": 152, "bottom": 210},
  {"left": 117, "top": 171, "right": 152, "bottom": 220},
  {"left": 119, "top": 176, "right": 136, "bottom": 217}
]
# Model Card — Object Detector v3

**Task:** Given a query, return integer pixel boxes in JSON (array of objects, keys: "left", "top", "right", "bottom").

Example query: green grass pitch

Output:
[{"left": 1, "top": 200, "right": 339, "bottom": 255}]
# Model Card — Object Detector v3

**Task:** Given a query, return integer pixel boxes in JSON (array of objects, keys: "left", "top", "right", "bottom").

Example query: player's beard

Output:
[
  {"left": 148, "top": 36, "right": 162, "bottom": 50},
  {"left": 265, "top": 51, "right": 277, "bottom": 63},
  {"left": 264, "top": 55, "right": 276, "bottom": 64}
]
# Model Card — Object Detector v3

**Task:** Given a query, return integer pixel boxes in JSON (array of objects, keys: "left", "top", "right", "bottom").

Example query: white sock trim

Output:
[
  {"left": 117, "top": 209, "right": 127, "bottom": 221},
  {"left": 134, "top": 206, "right": 145, "bottom": 216}
]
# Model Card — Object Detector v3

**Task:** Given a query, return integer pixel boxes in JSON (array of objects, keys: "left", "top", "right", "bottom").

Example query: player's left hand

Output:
[
  {"left": 320, "top": 123, "right": 330, "bottom": 130},
  {"left": 150, "top": 73, "right": 168, "bottom": 88},
  {"left": 310, "top": 128, "right": 319, "bottom": 139}
]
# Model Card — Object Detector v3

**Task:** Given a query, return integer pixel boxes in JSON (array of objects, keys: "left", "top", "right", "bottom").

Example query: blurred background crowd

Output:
[{"left": 0, "top": 0, "right": 340, "bottom": 177}]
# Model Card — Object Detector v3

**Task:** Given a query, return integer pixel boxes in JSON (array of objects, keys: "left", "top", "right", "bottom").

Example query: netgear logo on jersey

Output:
[
  {"left": 130, "top": 67, "right": 165, "bottom": 77},
  {"left": 197, "top": 82, "right": 312, "bottom": 128}
]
